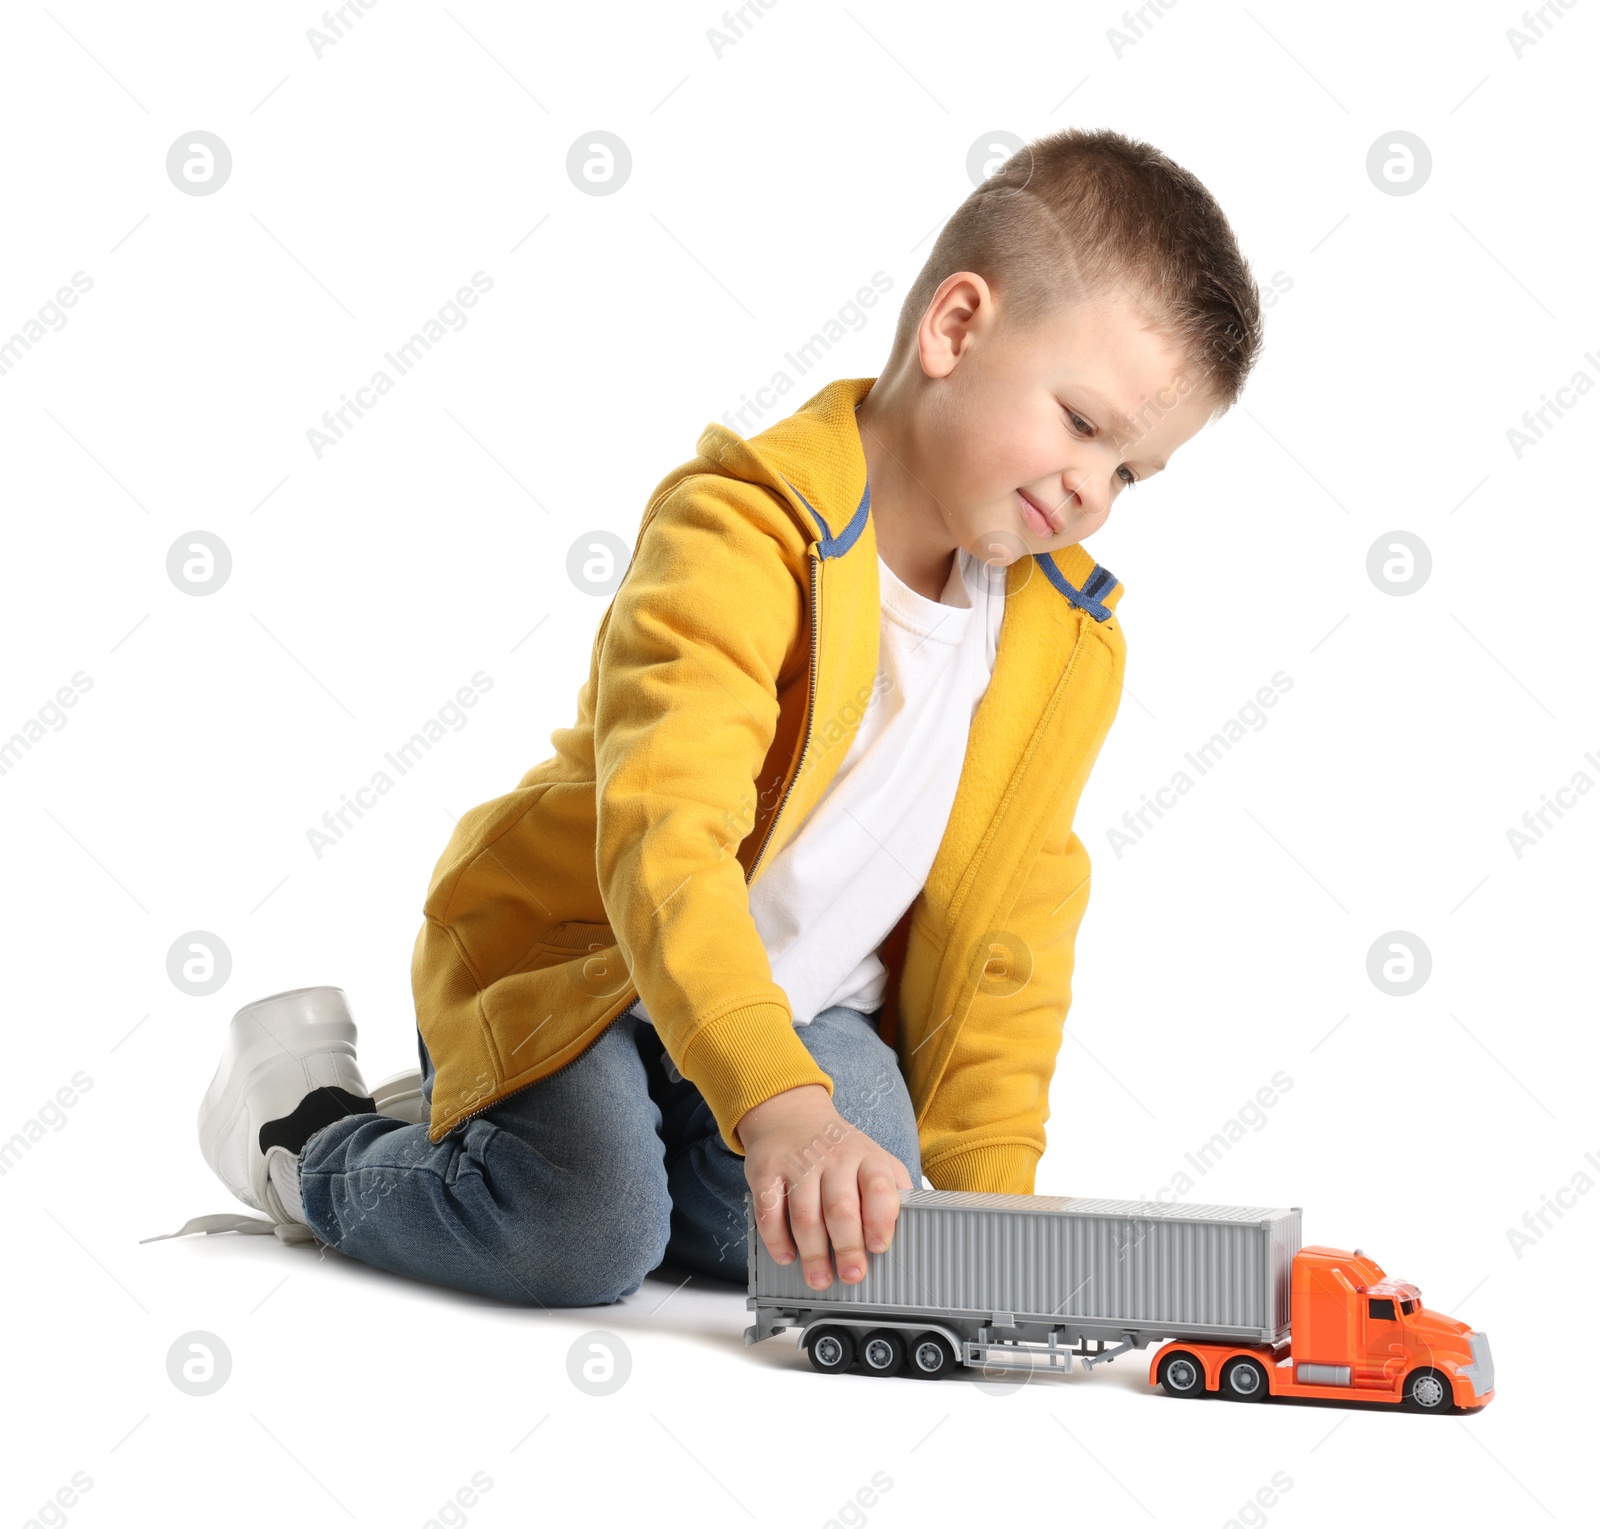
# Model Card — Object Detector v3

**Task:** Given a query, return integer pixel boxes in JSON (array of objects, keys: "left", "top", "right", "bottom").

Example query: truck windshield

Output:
[{"left": 1399, "top": 1297, "right": 1417, "bottom": 1316}]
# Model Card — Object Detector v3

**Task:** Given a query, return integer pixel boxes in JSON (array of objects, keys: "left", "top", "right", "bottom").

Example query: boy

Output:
[{"left": 169, "top": 128, "right": 1261, "bottom": 1307}]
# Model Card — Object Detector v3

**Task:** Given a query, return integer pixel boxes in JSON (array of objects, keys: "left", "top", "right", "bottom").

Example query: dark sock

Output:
[{"left": 258, "top": 1086, "right": 377, "bottom": 1156}]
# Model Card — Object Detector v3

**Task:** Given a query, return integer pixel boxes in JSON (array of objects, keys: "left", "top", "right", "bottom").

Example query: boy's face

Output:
[{"left": 911, "top": 273, "right": 1218, "bottom": 563}]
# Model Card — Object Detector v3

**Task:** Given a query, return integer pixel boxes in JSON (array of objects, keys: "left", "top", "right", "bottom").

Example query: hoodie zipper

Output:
[
  {"left": 746, "top": 545, "right": 820, "bottom": 885},
  {"left": 436, "top": 545, "right": 823, "bottom": 1139}
]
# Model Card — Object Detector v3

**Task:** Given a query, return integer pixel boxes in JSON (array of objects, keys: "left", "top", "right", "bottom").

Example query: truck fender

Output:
[{"left": 1149, "top": 1340, "right": 1220, "bottom": 1390}]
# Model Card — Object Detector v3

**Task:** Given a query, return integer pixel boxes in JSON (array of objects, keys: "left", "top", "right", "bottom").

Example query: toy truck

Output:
[{"left": 743, "top": 1187, "right": 1495, "bottom": 1412}]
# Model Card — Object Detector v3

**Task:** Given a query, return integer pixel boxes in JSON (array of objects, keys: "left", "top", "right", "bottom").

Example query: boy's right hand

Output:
[{"left": 735, "top": 1083, "right": 912, "bottom": 1289}]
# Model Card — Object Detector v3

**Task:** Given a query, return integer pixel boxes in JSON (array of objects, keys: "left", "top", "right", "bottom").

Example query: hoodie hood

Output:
[{"left": 699, "top": 376, "right": 1124, "bottom": 620}]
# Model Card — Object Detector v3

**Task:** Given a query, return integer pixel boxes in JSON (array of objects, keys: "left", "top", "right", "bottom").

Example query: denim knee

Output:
[
  {"left": 538, "top": 1197, "right": 673, "bottom": 1307},
  {"left": 479, "top": 1132, "right": 674, "bottom": 1308}
]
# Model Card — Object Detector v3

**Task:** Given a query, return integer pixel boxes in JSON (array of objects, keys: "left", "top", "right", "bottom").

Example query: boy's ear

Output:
[{"left": 917, "top": 271, "right": 995, "bottom": 379}]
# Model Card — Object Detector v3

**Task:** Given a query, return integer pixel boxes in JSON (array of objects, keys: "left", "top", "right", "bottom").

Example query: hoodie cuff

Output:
[
  {"left": 922, "top": 1143, "right": 1040, "bottom": 1196},
  {"left": 678, "top": 1001, "right": 835, "bottom": 1154}
]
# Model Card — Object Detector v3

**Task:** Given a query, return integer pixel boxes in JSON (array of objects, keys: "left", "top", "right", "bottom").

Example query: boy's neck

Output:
[{"left": 855, "top": 385, "right": 960, "bottom": 603}]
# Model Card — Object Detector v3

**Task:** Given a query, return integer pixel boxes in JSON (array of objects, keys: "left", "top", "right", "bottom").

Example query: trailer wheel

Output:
[
  {"left": 908, "top": 1333, "right": 956, "bottom": 1379},
  {"left": 806, "top": 1327, "right": 855, "bottom": 1376},
  {"left": 1157, "top": 1351, "right": 1207, "bottom": 1397},
  {"left": 1402, "top": 1367, "right": 1454, "bottom": 1414},
  {"left": 1220, "top": 1357, "right": 1269, "bottom": 1401},
  {"left": 859, "top": 1329, "right": 906, "bottom": 1377}
]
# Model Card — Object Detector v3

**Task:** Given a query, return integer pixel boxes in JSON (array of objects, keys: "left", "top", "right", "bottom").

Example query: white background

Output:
[{"left": 1, "top": 2, "right": 1592, "bottom": 1525}]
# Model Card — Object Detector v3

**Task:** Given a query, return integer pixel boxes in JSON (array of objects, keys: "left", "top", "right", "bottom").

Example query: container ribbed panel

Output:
[{"left": 751, "top": 1189, "right": 1301, "bottom": 1337}]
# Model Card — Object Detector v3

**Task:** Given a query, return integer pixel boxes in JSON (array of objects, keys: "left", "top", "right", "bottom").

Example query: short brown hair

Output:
[{"left": 890, "top": 127, "right": 1263, "bottom": 418}]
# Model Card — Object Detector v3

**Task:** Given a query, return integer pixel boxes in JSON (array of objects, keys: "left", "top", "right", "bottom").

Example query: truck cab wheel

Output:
[
  {"left": 1157, "top": 1351, "right": 1208, "bottom": 1397},
  {"left": 806, "top": 1326, "right": 855, "bottom": 1375},
  {"left": 908, "top": 1333, "right": 956, "bottom": 1379},
  {"left": 1220, "top": 1357, "right": 1269, "bottom": 1401},
  {"left": 1403, "top": 1367, "right": 1454, "bottom": 1413},
  {"left": 859, "top": 1329, "right": 906, "bottom": 1376}
]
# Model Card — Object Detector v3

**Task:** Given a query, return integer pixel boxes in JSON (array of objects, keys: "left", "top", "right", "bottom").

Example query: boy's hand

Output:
[{"left": 736, "top": 1083, "right": 912, "bottom": 1288}]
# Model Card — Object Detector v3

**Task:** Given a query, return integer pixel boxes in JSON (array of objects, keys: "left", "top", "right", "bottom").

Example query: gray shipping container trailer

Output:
[{"left": 745, "top": 1187, "right": 1302, "bottom": 1377}]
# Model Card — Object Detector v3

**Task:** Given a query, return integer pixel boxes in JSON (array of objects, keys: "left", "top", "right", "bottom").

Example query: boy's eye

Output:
[{"left": 1064, "top": 406, "right": 1139, "bottom": 489}]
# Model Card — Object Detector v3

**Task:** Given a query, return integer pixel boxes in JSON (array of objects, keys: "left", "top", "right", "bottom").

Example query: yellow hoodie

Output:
[{"left": 411, "top": 375, "right": 1126, "bottom": 1195}]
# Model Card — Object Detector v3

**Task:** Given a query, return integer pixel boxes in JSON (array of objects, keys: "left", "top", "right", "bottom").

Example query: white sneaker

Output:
[{"left": 196, "top": 985, "right": 377, "bottom": 1221}]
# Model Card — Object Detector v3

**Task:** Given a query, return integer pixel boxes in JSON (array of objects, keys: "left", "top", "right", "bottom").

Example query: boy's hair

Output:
[{"left": 890, "top": 127, "right": 1263, "bottom": 419}]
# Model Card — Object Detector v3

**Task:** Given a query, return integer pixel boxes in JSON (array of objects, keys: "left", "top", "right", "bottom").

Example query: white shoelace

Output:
[
  {"left": 141, "top": 1151, "right": 316, "bottom": 1247},
  {"left": 141, "top": 1212, "right": 318, "bottom": 1246}
]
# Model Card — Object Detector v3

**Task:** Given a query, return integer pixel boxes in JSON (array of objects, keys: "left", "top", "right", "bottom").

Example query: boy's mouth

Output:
[{"left": 1016, "top": 487, "right": 1063, "bottom": 537}]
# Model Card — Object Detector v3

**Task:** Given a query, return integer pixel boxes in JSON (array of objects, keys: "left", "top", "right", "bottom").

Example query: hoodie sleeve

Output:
[{"left": 593, "top": 475, "right": 834, "bottom": 1154}]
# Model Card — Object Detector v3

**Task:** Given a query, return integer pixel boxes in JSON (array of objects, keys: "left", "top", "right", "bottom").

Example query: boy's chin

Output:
[{"left": 966, "top": 526, "right": 1033, "bottom": 566}]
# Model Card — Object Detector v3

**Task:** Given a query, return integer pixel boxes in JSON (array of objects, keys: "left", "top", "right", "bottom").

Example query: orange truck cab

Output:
[{"left": 1149, "top": 1245, "right": 1495, "bottom": 1412}]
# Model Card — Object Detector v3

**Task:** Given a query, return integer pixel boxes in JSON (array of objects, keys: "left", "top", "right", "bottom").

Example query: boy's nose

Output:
[{"left": 1056, "top": 479, "right": 1090, "bottom": 521}]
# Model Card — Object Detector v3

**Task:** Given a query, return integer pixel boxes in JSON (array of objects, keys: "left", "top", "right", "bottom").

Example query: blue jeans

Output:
[{"left": 297, "top": 1006, "right": 923, "bottom": 1307}]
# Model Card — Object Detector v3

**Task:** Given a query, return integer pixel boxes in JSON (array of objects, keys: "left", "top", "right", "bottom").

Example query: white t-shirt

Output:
[{"left": 629, "top": 544, "right": 1006, "bottom": 1030}]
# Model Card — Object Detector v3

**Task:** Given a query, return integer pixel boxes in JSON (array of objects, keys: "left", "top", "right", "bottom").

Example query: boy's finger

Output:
[
  {"left": 818, "top": 1167, "right": 867, "bottom": 1285},
  {"left": 784, "top": 1169, "right": 834, "bottom": 1289},
  {"left": 859, "top": 1164, "right": 902, "bottom": 1256},
  {"left": 750, "top": 1168, "right": 797, "bottom": 1264}
]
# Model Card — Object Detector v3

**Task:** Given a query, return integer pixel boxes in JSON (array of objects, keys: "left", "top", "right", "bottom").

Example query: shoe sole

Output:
[{"left": 371, "top": 1068, "right": 427, "bottom": 1125}]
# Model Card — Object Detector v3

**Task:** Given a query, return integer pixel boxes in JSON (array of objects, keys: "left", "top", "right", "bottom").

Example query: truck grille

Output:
[{"left": 1463, "top": 1330, "right": 1494, "bottom": 1399}]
